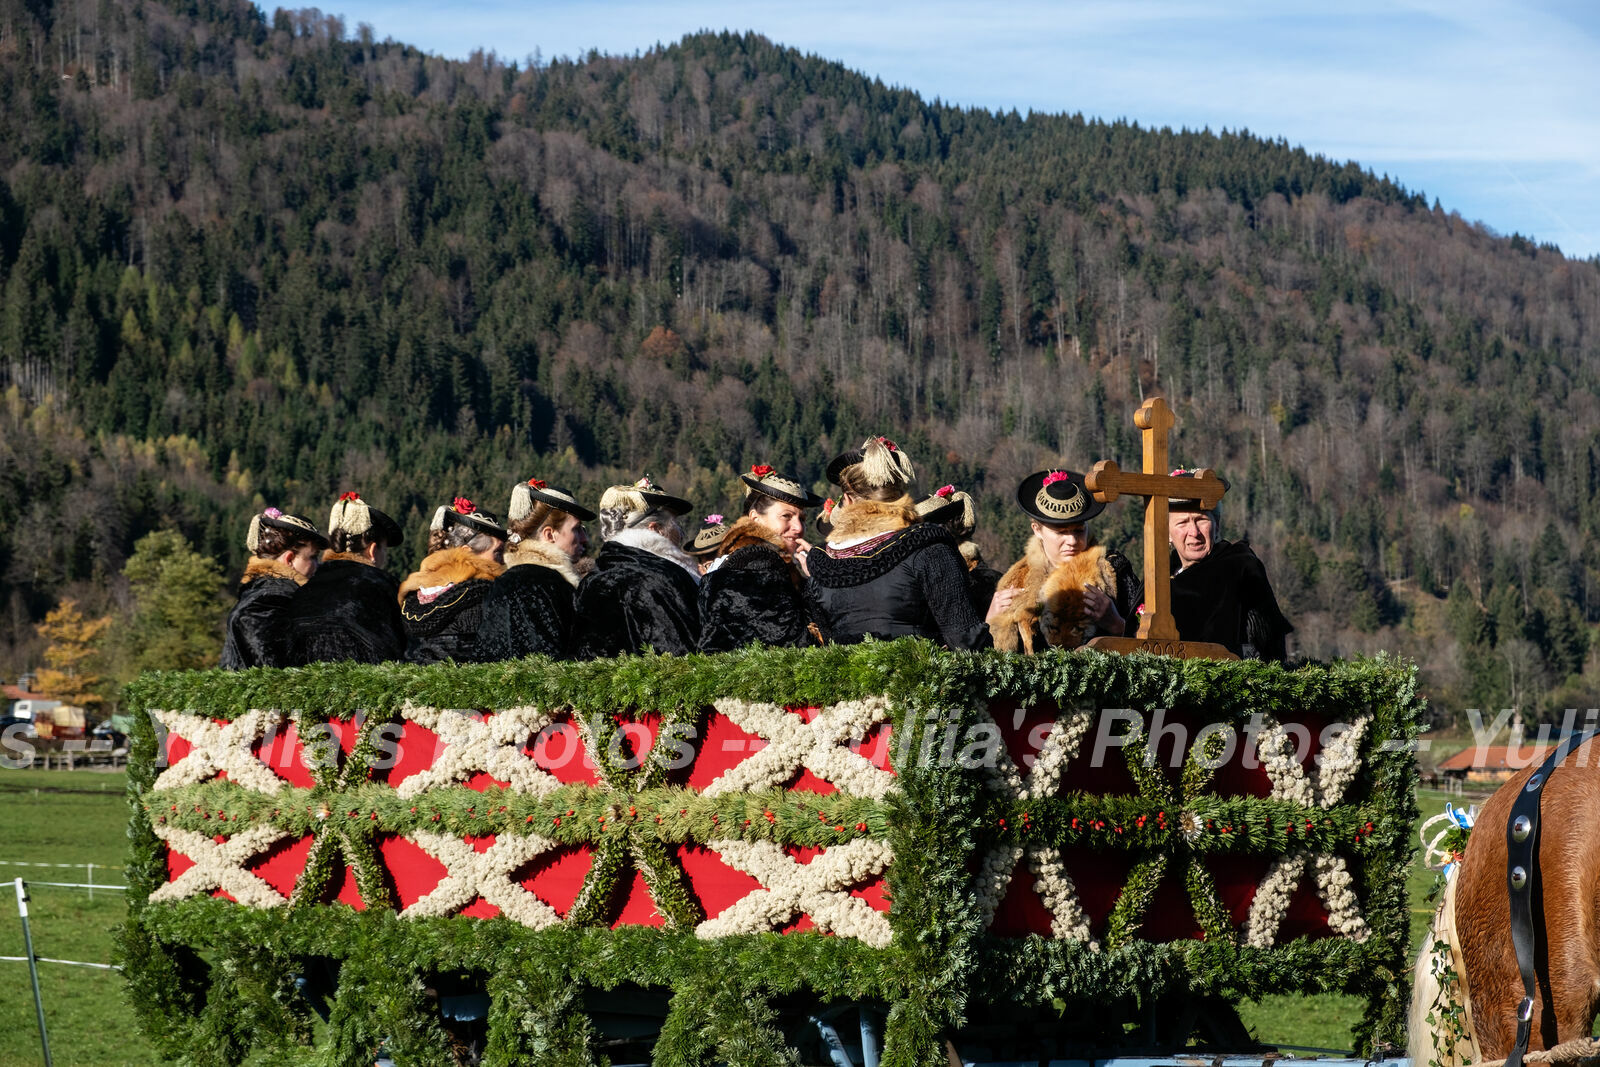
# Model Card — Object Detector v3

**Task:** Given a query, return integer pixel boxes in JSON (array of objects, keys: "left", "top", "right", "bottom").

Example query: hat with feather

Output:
[
  {"left": 508, "top": 477, "right": 598, "bottom": 523},
  {"left": 825, "top": 435, "right": 916, "bottom": 488},
  {"left": 915, "top": 484, "right": 977, "bottom": 536},
  {"left": 328, "top": 492, "right": 403, "bottom": 547},
  {"left": 597, "top": 476, "right": 692, "bottom": 517},
  {"left": 245, "top": 508, "right": 330, "bottom": 554},
  {"left": 430, "top": 496, "right": 509, "bottom": 541},
  {"left": 740, "top": 463, "right": 823, "bottom": 509}
]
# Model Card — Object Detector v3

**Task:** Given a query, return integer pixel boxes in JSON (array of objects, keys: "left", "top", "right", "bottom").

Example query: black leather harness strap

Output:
[{"left": 1503, "top": 727, "right": 1600, "bottom": 1067}]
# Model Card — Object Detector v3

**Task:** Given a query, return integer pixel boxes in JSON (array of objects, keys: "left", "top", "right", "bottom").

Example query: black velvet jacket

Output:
[
  {"left": 571, "top": 535, "right": 701, "bottom": 659},
  {"left": 478, "top": 541, "right": 581, "bottom": 660},
  {"left": 698, "top": 520, "right": 814, "bottom": 653},
  {"left": 967, "top": 562, "right": 1003, "bottom": 619},
  {"left": 287, "top": 555, "right": 406, "bottom": 665},
  {"left": 1170, "top": 539, "right": 1293, "bottom": 661},
  {"left": 399, "top": 547, "right": 506, "bottom": 665},
  {"left": 805, "top": 502, "right": 991, "bottom": 650},
  {"left": 220, "top": 559, "right": 304, "bottom": 670}
]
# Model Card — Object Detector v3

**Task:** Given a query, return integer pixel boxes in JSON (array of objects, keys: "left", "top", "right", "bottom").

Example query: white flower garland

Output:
[
  {"left": 1314, "top": 853, "right": 1371, "bottom": 941},
  {"left": 1243, "top": 852, "right": 1307, "bottom": 948},
  {"left": 975, "top": 706, "right": 1094, "bottom": 800},
  {"left": 972, "top": 845, "right": 1023, "bottom": 928},
  {"left": 693, "top": 838, "right": 894, "bottom": 948},
  {"left": 1243, "top": 850, "right": 1371, "bottom": 948},
  {"left": 395, "top": 703, "right": 564, "bottom": 799},
  {"left": 399, "top": 831, "right": 564, "bottom": 928},
  {"left": 700, "top": 697, "right": 896, "bottom": 799},
  {"left": 1027, "top": 845, "right": 1096, "bottom": 947},
  {"left": 151, "top": 708, "right": 288, "bottom": 794},
  {"left": 149, "top": 823, "right": 292, "bottom": 909},
  {"left": 1256, "top": 714, "right": 1372, "bottom": 809}
]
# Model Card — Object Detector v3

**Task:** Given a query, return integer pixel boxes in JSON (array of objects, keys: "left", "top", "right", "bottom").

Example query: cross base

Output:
[{"left": 1086, "top": 636, "right": 1239, "bottom": 661}]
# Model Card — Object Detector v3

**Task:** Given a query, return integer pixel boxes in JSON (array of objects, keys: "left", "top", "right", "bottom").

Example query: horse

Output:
[{"left": 1410, "top": 751, "right": 1600, "bottom": 1067}]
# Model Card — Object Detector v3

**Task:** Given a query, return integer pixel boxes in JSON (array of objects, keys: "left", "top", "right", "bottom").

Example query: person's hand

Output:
[
  {"left": 986, "top": 586, "right": 1023, "bottom": 623},
  {"left": 1083, "top": 586, "right": 1123, "bottom": 631},
  {"left": 793, "top": 539, "right": 813, "bottom": 577}
]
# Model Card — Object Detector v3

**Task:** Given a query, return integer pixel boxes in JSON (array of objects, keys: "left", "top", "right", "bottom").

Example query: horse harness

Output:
[{"left": 1502, "top": 728, "right": 1600, "bottom": 1067}]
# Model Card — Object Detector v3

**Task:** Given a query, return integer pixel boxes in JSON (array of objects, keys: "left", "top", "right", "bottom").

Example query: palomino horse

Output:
[{"left": 1411, "top": 750, "right": 1600, "bottom": 1067}]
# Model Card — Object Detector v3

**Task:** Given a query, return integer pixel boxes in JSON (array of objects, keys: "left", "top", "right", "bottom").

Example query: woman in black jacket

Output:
[
  {"left": 805, "top": 437, "right": 998, "bottom": 650},
  {"left": 571, "top": 478, "right": 700, "bottom": 658},
  {"left": 287, "top": 492, "right": 406, "bottom": 665},
  {"left": 699, "top": 464, "right": 822, "bottom": 652},
  {"left": 915, "top": 484, "right": 1003, "bottom": 619},
  {"left": 478, "top": 479, "right": 595, "bottom": 660},
  {"left": 399, "top": 498, "right": 507, "bottom": 664},
  {"left": 221, "top": 509, "right": 328, "bottom": 669}
]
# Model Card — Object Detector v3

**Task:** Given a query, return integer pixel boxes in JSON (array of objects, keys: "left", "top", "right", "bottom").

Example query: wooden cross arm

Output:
[{"left": 1086, "top": 461, "right": 1227, "bottom": 509}]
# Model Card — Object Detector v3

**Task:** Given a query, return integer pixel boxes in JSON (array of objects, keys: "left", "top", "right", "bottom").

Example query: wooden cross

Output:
[{"left": 1084, "top": 398, "right": 1237, "bottom": 660}]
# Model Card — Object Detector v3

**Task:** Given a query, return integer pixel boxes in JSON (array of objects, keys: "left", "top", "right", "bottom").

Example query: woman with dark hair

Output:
[
  {"left": 478, "top": 479, "right": 596, "bottom": 660},
  {"left": 915, "top": 483, "right": 1003, "bottom": 618},
  {"left": 1166, "top": 469, "right": 1293, "bottom": 661},
  {"left": 571, "top": 477, "right": 701, "bottom": 658},
  {"left": 698, "top": 463, "right": 822, "bottom": 652},
  {"left": 221, "top": 508, "right": 328, "bottom": 670},
  {"left": 399, "top": 497, "right": 508, "bottom": 664},
  {"left": 805, "top": 437, "right": 998, "bottom": 650},
  {"left": 988, "top": 470, "right": 1141, "bottom": 653},
  {"left": 287, "top": 492, "right": 407, "bottom": 665}
]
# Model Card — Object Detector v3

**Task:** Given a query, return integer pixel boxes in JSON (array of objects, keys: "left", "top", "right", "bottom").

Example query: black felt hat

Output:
[
  {"left": 1016, "top": 470, "right": 1106, "bottom": 525},
  {"left": 328, "top": 493, "right": 403, "bottom": 547},
  {"left": 433, "top": 497, "right": 510, "bottom": 541},
  {"left": 1166, "top": 467, "right": 1230, "bottom": 513},
  {"left": 740, "top": 464, "right": 823, "bottom": 509},
  {"left": 246, "top": 509, "right": 330, "bottom": 553},
  {"left": 825, "top": 435, "right": 915, "bottom": 487},
  {"left": 687, "top": 514, "right": 730, "bottom": 558},
  {"left": 914, "top": 484, "right": 975, "bottom": 532},
  {"left": 508, "top": 478, "right": 598, "bottom": 523},
  {"left": 597, "top": 477, "right": 692, "bottom": 517}
]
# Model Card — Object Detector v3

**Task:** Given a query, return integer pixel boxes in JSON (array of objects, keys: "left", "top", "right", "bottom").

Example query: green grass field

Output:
[{"left": 0, "top": 768, "right": 1467, "bottom": 1065}]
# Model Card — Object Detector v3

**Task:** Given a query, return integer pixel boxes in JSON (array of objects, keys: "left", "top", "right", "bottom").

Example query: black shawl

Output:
[
  {"left": 220, "top": 559, "right": 304, "bottom": 670},
  {"left": 1169, "top": 539, "right": 1293, "bottom": 661},
  {"left": 478, "top": 541, "right": 580, "bottom": 660},
  {"left": 571, "top": 535, "right": 701, "bottom": 659},
  {"left": 698, "top": 520, "right": 814, "bottom": 653},
  {"left": 287, "top": 555, "right": 406, "bottom": 665}
]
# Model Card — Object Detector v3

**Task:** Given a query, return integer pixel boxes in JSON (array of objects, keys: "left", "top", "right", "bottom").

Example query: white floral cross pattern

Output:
[
  {"left": 694, "top": 838, "right": 894, "bottom": 948},
  {"left": 700, "top": 697, "right": 897, "bottom": 799},
  {"left": 1256, "top": 714, "right": 1372, "bottom": 809},
  {"left": 1244, "top": 851, "right": 1372, "bottom": 948},
  {"left": 149, "top": 823, "right": 293, "bottom": 909},
  {"left": 151, "top": 708, "right": 290, "bottom": 794},
  {"left": 398, "top": 831, "right": 566, "bottom": 928},
  {"left": 395, "top": 703, "right": 566, "bottom": 799}
]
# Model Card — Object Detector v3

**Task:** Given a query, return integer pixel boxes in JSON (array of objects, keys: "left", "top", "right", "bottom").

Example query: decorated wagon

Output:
[{"left": 121, "top": 641, "right": 1421, "bottom": 1066}]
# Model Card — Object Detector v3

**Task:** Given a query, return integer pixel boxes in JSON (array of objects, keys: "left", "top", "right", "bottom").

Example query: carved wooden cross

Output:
[{"left": 1085, "top": 397, "right": 1236, "bottom": 660}]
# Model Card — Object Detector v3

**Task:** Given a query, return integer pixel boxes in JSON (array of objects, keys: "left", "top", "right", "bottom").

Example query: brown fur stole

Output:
[
  {"left": 826, "top": 497, "right": 918, "bottom": 544},
  {"left": 398, "top": 546, "right": 505, "bottom": 603},
  {"left": 989, "top": 537, "right": 1116, "bottom": 652},
  {"left": 503, "top": 538, "right": 582, "bottom": 588},
  {"left": 242, "top": 557, "right": 308, "bottom": 586},
  {"left": 321, "top": 550, "right": 372, "bottom": 566}
]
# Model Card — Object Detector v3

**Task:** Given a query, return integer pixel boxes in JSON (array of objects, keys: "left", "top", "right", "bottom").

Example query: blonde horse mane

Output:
[{"left": 1410, "top": 872, "right": 1481, "bottom": 1067}]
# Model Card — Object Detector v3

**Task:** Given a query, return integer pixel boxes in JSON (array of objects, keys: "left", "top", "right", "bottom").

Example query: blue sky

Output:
[{"left": 325, "top": 0, "right": 1600, "bottom": 259}]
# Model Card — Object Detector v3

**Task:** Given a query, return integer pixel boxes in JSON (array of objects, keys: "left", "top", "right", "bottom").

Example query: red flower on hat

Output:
[
  {"left": 822, "top": 497, "right": 835, "bottom": 515},
  {"left": 527, "top": 477, "right": 547, "bottom": 490},
  {"left": 452, "top": 496, "right": 477, "bottom": 515},
  {"left": 936, "top": 485, "right": 954, "bottom": 497},
  {"left": 339, "top": 490, "right": 361, "bottom": 502},
  {"left": 1042, "top": 471, "right": 1070, "bottom": 487},
  {"left": 876, "top": 436, "right": 898, "bottom": 451},
  {"left": 750, "top": 464, "right": 775, "bottom": 478}
]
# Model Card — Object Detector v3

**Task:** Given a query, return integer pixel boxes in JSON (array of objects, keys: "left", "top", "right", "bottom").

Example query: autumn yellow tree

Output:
[{"left": 34, "top": 599, "right": 113, "bottom": 710}]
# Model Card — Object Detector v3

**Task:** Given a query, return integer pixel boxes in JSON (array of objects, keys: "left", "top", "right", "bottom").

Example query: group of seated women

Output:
[{"left": 220, "top": 437, "right": 1292, "bottom": 670}]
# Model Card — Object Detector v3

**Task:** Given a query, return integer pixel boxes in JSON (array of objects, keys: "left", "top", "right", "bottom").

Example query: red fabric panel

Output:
[
  {"left": 850, "top": 876, "right": 890, "bottom": 913},
  {"left": 380, "top": 833, "right": 448, "bottom": 909},
  {"left": 1207, "top": 854, "right": 1274, "bottom": 927},
  {"left": 163, "top": 733, "right": 193, "bottom": 768},
  {"left": 1277, "top": 879, "right": 1333, "bottom": 940},
  {"left": 683, "top": 711, "right": 768, "bottom": 790},
  {"left": 518, "top": 846, "right": 593, "bottom": 918},
  {"left": 1059, "top": 847, "right": 1133, "bottom": 931},
  {"left": 532, "top": 717, "right": 598, "bottom": 785},
  {"left": 679, "top": 843, "right": 764, "bottom": 920},
  {"left": 383, "top": 722, "right": 442, "bottom": 788},
  {"left": 330, "top": 864, "right": 366, "bottom": 910},
  {"left": 246, "top": 834, "right": 312, "bottom": 898},
  {"left": 256, "top": 721, "right": 314, "bottom": 788},
  {"left": 1139, "top": 866, "right": 1203, "bottom": 942},
  {"left": 987, "top": 865, "right": 1056, "bottom": 938},
  {"left": 610, "top": 869, "right": 665, "bottom": 928},
  {"left": 851, "top": 721, "right": 895, "bottom": 773}
]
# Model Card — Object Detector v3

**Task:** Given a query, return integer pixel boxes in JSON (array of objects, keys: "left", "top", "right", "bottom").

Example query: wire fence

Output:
[{"left": 8, "top": 872, "right": 129, "bottom": 1065}]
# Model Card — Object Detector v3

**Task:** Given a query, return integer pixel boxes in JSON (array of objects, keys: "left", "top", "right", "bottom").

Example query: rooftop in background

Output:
[{"left": 1437, "top": 745, "right": 1550, "bottom": 773}]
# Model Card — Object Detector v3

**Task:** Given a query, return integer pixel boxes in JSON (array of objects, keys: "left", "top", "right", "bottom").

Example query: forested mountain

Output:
[{"left": 2, "top": 0, "right": 1598, "bottom": 721}]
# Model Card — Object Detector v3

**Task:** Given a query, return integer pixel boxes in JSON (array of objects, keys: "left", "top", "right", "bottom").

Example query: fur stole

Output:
[
  {"left": 503, "top": 538, "right": 583, "bottom": 588},
  {"left": 958, "top": 540, "right": 984, "bottom": 567},
  {"left": 827, "top": 497, "right": 918, "bottom": 545},
  {"left": 718, "top": 517, "right": 790, "bottom": 559},
  {"left": 242, "top": 557, "right": 307, "bottom": 587},
  {"left": 990, "top": 537, "right": 1115, "bottom": 652},
  {"left": 608, "top": 526, "right": 701, "bottom": 581},
  {"left": 321, "top": 550, "right": 372, "bottom": 566},
  {"left": 398, "top": 546, "right": 505, "bottom": 602}
]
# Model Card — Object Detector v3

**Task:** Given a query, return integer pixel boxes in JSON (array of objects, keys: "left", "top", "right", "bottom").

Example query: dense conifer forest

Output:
[{"left": 2, "top": 0, "right": 1599, "bottom": 722}]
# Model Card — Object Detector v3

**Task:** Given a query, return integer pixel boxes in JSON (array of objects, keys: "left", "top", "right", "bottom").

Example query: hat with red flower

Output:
[{"left": 740, "top": 462, "right": 823, "bottom": 509}]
